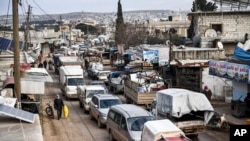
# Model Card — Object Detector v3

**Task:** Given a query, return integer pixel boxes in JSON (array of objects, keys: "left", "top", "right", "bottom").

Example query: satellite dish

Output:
[
  {"left": 217, "top": 41, "right": 223, "bottom": 50},
  {"left": 205, "top": 29, "right": 217, "bottom": 38},
  {"left": 166, "top": 40, "right": 170, "bottom": 46}
]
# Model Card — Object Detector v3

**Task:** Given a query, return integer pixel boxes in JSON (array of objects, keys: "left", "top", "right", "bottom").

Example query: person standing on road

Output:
[
  {"left": 202, "top": 85, "right": 212, "bottom": 101},
  {"left": 54, "top": 94, "right": 64, "bottom": 120},
  {"left": 244, "top": 93, "right": 250, "bottom": 116},
  {"left": 43, "top": 59, "right": 48, "bottom": 69}
]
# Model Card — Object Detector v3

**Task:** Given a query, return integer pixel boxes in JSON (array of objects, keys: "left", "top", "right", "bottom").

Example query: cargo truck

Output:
[
  {"left": 59, "top": 65, "right": 84, "bottom": 100},
  {"left": 152, "top": 88, "right": 214, "bottom": 136}
]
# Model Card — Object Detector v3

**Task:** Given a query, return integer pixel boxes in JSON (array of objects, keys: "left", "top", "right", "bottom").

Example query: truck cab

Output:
[
  {"left": 107, "top": 71, "right": 125, "bottom": 93},
  {"left": 77, "top": 85, "right": 106, "bottom": 113}
]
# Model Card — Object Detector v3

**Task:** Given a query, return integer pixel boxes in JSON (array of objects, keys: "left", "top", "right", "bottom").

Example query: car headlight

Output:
[{"left": 101, "top": 112, "right": 107, "bottom": 117}]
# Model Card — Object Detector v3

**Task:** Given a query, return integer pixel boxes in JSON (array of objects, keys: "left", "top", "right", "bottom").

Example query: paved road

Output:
[{"left": 41, "top": 68, "right": 229, "bottom": 141}]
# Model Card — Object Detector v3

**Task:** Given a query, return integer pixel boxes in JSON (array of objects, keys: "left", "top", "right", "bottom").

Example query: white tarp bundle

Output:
[
  {"left": 91, "top": 62, "right": 103, "bottom": 71},
  {"left": 156, "top": 88, "right": 214, "bottom": 124}
]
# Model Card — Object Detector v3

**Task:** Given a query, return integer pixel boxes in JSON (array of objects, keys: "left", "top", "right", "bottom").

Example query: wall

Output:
[
  {"left": 202, "top": 68, "right": 232, "bottom": 100},
  {"left": 197, "top": 12, "right": 250, "bottom": 42},
  {"left": 232, "top": 81, "right": 248, "bottom": 102}
]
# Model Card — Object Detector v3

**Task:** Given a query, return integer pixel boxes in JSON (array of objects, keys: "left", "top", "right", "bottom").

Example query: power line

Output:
[
  {"left": 32, "top": 0, "right": 56, "bottom": 21},
  {"left": 4, "top": 0, "right": 11, "bottom": 26}
]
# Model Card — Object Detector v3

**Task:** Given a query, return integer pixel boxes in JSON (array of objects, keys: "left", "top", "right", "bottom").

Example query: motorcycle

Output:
[{"left": 45, "top": 102, "right": 54, "bottom": 119}]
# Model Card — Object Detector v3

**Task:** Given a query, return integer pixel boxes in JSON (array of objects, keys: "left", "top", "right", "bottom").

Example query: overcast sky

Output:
[{"left": 0, "top": 0, "right": 199, "bottom": 16}]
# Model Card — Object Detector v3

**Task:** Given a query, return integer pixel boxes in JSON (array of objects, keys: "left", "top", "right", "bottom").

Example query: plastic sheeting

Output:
[
  {"left": 232, "top": 46, "right": 250, "bottom": 61},
  {"left": 156, "top": 88, "right": 214, "bottom": 124}
]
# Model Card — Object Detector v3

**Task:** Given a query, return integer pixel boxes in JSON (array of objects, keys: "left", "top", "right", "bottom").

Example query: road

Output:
[{"left": 41, "top": 68, "right": 229, "bottom": 141}]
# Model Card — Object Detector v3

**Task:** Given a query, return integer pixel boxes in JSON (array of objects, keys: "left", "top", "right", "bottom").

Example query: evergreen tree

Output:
[
  {"left": 187, "top": 0, "right": 217, "bottom": 38},
  {"left": 115, "top": 0, "right": 125, "bottom": 45}
]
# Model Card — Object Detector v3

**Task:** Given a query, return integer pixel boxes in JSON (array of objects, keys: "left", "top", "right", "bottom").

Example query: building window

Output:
[{"left": 211, "top": 24, "right": 222, "bottom": 33}]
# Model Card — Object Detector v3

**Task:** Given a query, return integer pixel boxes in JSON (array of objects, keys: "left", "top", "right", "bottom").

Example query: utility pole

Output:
[
  {"left": 13, "top": 0, "right": 21, "bottom": 108},
  {"left": 24, "top": 5, "right": 31, "bottom": 51}
]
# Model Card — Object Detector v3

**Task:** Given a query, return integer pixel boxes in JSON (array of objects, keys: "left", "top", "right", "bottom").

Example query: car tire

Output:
[
  {"left": 109, "top": 130, "right": 115, "bottom": 141},
  {"left": 83, "top": 104, "right": 87, "bottom": 113},
  {"left": 98, "top": 116, "right": 104, "bottom": 128},
  {"left": 89, "top": 109, "right": 94, "bottom": 120},
  {"left": 79, "top": 101, "right": 83, "bottom": 108}
]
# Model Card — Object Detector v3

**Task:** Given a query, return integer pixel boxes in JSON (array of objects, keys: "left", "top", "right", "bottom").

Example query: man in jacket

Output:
[
  {"left": 202, "top": 85, "right": 212, "bottom": 101},
  {"left": 54, "top": 94, "right": 64, "bottom": 120}
]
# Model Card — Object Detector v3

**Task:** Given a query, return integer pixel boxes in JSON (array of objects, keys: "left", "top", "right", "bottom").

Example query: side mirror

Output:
[{"left": 64, "top": 83, "right": 66, "bottom": 86}]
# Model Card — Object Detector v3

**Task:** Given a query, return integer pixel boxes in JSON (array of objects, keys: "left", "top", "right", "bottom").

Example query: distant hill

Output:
[{"left": 0, "top": 10, "right": 190, "bottom": 25}]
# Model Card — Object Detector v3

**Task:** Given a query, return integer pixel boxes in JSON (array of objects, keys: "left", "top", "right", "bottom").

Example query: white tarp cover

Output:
[
  {"left": 156, "top": 88, "right": 214, "bottom": 124},
  {"left": 141, "top": 119, "right": 184, "bottom": 141},
  {"left": 21, "top": 80, "right": 45, "bottom": 94},
  {"left": 0, "top": 96, "right": 17, "bottom": 107}
]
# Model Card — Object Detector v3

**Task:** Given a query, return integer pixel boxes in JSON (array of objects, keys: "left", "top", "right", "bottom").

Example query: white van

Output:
[{"left": 106, "top": 104, "right": 154, "bottom": 141}]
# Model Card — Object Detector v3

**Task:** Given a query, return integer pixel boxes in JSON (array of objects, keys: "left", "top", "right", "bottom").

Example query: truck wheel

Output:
[
  {"left": 83, "top": 105, "right": 87, "bottom": 113},
  {"left": 126, "top": 97, "right": 132, "bottom": 104},
  {"left": 98, "top": 116, "right": 104, "bottom": 128},
  {"left": 79, "top": 101, "right": 83, "bottom": 108},
  {"left": 108, "top": 86, "right": 112, "bottom": 91},
  {"left": 109, "top": 130, "right": 115, "bottom": 141},
  {"left": 65, "top": 95, "right": 69, "bottom": 101},
  {"left": 89, "top": 109, "right": 94, "bottom": 120}
]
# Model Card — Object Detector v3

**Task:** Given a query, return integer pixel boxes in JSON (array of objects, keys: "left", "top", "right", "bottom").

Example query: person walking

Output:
[
  {"left": 43, "top": 60, "right": 48, "bottom": 69},
  {"left": 54, "top": 94, "right": 64, "bottom": 120},
  {"left": 244, "top": 93, "right": 250, "bottom": 116},
  {"left": 202, "top": 85, "right": 212, "bottom": 101}
]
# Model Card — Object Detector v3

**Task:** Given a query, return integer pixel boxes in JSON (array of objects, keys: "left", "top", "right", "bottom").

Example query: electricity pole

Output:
[
  {"left": 24, "top": 5, "right": 31, "bottom": 51},
  {"left": 13, "top": 0, "right": 21, "bottom": 108}
]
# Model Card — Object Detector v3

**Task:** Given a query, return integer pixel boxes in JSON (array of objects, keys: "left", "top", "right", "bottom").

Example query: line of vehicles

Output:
[{"left": 53, "top": 54, "right": 214, "bottom": 141}]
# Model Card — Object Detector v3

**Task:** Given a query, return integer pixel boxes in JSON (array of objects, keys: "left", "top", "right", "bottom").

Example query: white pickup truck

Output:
[
  {"left": 152, "top": 88, "right": 214, "bottom": 136},
  {"left": 77, "top": 85, "right": 106, "bottom": 113}
]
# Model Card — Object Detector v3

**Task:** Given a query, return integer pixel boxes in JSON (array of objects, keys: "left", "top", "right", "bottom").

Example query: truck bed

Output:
[{"left": 124, "top": 79, "right": 156, "bottom": 105}]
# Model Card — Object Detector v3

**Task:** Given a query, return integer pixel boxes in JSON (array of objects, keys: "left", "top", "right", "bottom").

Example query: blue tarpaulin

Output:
[
  {"left": 0, "top": 37, "right": 13, "bottom": 50},
  {"left": 232, "top": 46, "right": 250, "bottom": 61}
]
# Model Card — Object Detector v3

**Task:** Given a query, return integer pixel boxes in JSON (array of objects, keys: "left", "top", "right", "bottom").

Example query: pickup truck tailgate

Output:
[{"left": 176, "top": 120, "right": 205, "bottom": 135}]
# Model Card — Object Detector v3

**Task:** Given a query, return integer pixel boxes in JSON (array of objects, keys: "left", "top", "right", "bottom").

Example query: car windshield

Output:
[
  {"left": 112, "top": 73, "right": 121, "bottom": 78},
  {"left": 99, "top": 99, "right": 121, "bottom": 108},
  {"left": 86, "top": 90, "right": 105, "bottom": 98},
  {"left": 127, "top": 116, "right": 154, "bottom": 131},
  {"left": 67, "top": 78, "right": 84, "bottom": 86},
  {"left": 91, "top": 82, "right": 104, "bottom": 86},
  {"left": 99, "top": 72, "right": 110, "bottom": 76}
]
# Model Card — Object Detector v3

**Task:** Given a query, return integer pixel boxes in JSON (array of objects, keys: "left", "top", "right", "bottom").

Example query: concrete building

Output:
[{"left": 188, "top": 11, "right": 250, "bottom": 54}]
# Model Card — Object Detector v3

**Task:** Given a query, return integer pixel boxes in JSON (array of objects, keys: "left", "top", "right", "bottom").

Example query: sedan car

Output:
[{"left": 89, "top": 94, "right": 122, "bottom": 128}]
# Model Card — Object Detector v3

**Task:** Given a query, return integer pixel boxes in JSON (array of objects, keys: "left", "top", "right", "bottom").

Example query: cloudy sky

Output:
[{"left": 0, "top": 0, "right": 200, "bottom": 16}]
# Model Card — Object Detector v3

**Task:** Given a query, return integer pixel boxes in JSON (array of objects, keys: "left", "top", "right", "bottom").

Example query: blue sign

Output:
[{"left": 143, "top": 50, "right": 159, "bottom": 64}]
